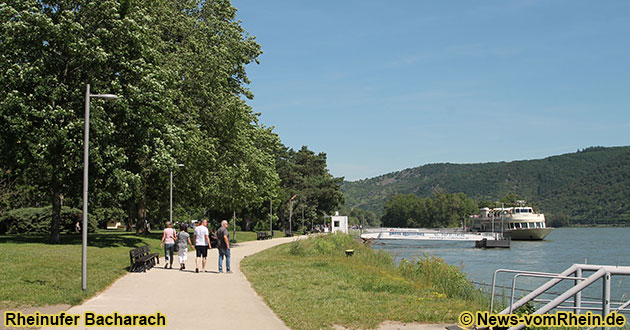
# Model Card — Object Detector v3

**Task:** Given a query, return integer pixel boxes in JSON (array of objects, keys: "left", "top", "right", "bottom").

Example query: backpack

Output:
[{"left": 210, "top": 232, "right": 219, "bottom": 248}]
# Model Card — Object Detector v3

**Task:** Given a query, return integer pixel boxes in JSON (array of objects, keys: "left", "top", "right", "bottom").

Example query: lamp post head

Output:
[
  {"left": 91, "top": 94, "right": 118, "bottom": 100},
  {"left": 177, "top": 163, "right": 185, "bottom": 167}
]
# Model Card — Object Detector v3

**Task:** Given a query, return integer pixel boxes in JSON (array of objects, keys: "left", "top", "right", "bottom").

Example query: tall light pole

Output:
[
  {"left": 169, "top": 164, "right": 185, "bottom": 223},
  {"left": 302, "top": 204, "right": 306, "bottom": 232},
  {"left": 288, "top": 195, "right": 297, "bottom": 235},
  {"left": 83, "top": 84, "right": 118, "bottom": 292},
  {"left": 289, "top": 199, "right": 293, "bottom": 235},
  {"left": 232, "top": 210, "right": 236, "bottom": 242},
  {"left": 270, "top": 198, "right": 273, "bottom": 237}
]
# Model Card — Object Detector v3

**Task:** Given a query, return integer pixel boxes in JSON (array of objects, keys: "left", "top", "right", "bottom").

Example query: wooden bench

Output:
[
  {"left": 129, "top": 245, "right": 159, "bottom": 272},
  {"left": 256, "top": 231, "right": 271, "bottom": 240}
]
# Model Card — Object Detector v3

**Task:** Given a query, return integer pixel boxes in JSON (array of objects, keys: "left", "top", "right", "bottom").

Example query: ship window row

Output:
[
  {"left": 514, "top": 208, "right": 533, "bottom": 213},
  {"left": 508, "top": 222, "right": 545, "bottom": 229}
]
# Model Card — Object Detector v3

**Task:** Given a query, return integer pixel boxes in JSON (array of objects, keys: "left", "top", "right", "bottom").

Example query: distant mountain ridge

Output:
[{"left": 341, "top": 146, "right": 630, "bottom": 223}]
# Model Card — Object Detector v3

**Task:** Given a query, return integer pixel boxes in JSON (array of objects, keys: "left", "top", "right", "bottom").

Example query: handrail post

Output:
[
  {"left": 510, "top": 274, "right": 518, "bottom": 314},
  {"left": 575, "top": 268, "right": 582, "bottom": 314},
  {"left": 490, "top": 269, "right": 500, "bottom": 312},
  {"left": 603, "top": 272, "right": 611, "bottom": 318}
]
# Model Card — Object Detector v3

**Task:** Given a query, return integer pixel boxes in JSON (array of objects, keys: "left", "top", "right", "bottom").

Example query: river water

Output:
[{"left": 371, "top": 227, "right": 630, "bottom": 305}]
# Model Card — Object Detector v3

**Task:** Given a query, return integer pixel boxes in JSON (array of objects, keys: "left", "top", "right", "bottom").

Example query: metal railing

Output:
[{"left": 489, "top": 264, "right": 630, "bottom": 330}]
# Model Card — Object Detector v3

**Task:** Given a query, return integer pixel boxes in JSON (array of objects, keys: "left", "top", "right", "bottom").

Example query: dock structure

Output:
[
  {"left": 360, "top": 228, "right": 501, "bottom": 241},
  {"left": 474, "top": 237, "right": 511, "bottom": 248}
]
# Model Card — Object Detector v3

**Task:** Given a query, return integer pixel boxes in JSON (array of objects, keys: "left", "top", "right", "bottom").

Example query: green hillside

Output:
[{"left": 341, "top": 146, "right": 630, "bottom": 223}]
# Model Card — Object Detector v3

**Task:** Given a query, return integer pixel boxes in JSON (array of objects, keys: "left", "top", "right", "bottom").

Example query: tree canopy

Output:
[
  {"left": 381, "top": 190, "right": 478, "bottom": 228},
  {"left": 0, "top": 0, "right": 343, "bottom": 239},
  {"left": 274, "top": 146, "right": 345, "bottom": 232}
]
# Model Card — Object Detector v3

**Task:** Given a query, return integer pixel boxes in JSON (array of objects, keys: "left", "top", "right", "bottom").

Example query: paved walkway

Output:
[{"left": 43, "top": 237, "right": 299, "bottom": 330}]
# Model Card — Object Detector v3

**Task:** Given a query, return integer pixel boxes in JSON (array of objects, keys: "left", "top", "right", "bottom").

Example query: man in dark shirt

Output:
[{"left": 217, "top": 220, "right": 231, "bottom": 273}]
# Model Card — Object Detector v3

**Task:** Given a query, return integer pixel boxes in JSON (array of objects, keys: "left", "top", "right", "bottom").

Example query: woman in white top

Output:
[{"left": 160, "top": 222, "right": 177, "bottom": 269}]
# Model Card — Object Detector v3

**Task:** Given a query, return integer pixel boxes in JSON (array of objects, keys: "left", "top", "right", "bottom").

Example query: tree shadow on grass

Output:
[{"left": 0, "top": 231, "right": 162, "bottom": 248}]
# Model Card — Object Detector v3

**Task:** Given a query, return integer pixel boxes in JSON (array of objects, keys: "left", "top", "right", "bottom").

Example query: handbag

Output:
[{"left": 173, "top": 230, "right": 179, "bottom": 252}]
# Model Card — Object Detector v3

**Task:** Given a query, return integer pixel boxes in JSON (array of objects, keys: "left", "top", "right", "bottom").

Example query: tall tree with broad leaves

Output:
[
  {"left": 0, "top": 0, "right": 176, "bottom": 241},
  {"left": 0, "top": 0, "right": 278, "bottom": 239}
]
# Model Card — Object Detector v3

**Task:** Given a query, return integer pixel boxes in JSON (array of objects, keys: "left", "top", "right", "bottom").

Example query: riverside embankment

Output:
[{"left": 241, "top": 233, "right": 487, "bottom": 329}]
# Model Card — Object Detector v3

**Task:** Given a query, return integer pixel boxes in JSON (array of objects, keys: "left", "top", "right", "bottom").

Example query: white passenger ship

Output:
[{"left": 468, "top": 201, "right": 552, "bottom": 240}]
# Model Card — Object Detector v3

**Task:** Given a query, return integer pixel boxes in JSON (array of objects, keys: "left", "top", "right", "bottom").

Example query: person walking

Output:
[
  {"left": 176, "top": 224, "right": 194, "bottom": 271},
  {"left": 217, "top": 220, "right": 231, "bottom": 274},
  {"left": 160, "top": 221, "right": 177, "bottom": 269},
  {"left": 193, "top": 219, "right": 211, "bottom": 273},
  {"left": 209, "top": 228, "right": 218, "bottom": 249}
]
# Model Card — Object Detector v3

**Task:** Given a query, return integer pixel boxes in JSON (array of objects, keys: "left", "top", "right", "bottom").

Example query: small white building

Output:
[{"left": 331, "top": 211, "right": 348, "bottom": 234}]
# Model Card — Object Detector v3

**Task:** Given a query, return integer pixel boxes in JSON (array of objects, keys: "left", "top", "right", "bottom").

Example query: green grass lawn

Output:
[
  {"left": 0, "top": 231, "right": 162, "bottom": 307},
  {"left": 241, "top": 233, "right": 488, "bottom": 330},
  {"left": 0, "top": 229, "right": 286, "bottom": 307}
]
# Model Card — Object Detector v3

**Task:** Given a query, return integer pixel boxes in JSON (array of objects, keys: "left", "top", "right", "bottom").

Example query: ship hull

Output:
[{"left": 503, "top": 228, "right": 553, "bottom": 240}]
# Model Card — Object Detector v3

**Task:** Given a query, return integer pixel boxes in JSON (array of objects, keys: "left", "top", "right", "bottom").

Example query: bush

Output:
[{"left": 0, "top": 206, "right": 97, "bottom": 235}]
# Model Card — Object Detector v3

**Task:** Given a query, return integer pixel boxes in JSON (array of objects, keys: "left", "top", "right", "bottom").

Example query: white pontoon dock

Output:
[{"left": 360, "top": 228, "right": 501, "bottom": 241}]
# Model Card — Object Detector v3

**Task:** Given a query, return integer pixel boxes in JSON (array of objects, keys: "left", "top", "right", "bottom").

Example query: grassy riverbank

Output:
[
  {"left": 0, "top": 229, "right": 285, "bottom": 307},
  {"left": 241, "top": 233, "right": 487, "bottom": 329}
]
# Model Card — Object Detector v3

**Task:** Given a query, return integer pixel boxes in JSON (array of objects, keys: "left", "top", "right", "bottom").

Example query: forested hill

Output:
[{"left": 341, "top": 146, "right": 630, "bottom": 223}]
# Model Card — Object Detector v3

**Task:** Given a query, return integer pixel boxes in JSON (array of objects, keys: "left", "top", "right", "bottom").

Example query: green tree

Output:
[
  {"left": 0, "top": 0, "right": 164, "bottom": 241},
  {"left": 499, "top": 193, "right": 522, "bottom": 206},
  {"left": 381, "top": 194, "right": 420, "bottom": 228},
  {"left": 381, "top": 191, "right": 478, "bottom": 228},
  {"left": 0, "top": 0, "right": 280, "bottom": 240},
  {"left": 548, "top": 212, "right": 570, "bottom": 227},
  {"left": 275, "top": 146, "right": 344, "bottom": 231}
]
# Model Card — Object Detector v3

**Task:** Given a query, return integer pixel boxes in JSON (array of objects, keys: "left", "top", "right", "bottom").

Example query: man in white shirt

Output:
[{"left": 192, "top": 219, "right": 211, "bottom": 273}]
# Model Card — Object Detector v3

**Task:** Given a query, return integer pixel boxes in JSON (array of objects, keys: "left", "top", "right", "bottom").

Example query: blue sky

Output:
[{"left": 231, "top": 0, "right": 630, "bottom": 181}]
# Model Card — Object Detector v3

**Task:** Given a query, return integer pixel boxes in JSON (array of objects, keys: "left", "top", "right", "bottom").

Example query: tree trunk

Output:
[
  {"left": 49, "top": 180, "right": 62, "bottom": 244},
  {"left": 244, "top": 217, "right": 251, "bottom": 231},
  {"left": 135, "top": 199, "right": 147, "bottom": 235},
  {"left": 278, "top": 205, "right": 286, "bottom": 231},
  {"left": 125, "top": 202, "right": 135, "bottom": 232}
]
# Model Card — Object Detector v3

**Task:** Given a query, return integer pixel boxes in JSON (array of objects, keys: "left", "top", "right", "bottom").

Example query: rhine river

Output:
[{"left": 371, "top": 227, "right": 630, "bottom": 305}]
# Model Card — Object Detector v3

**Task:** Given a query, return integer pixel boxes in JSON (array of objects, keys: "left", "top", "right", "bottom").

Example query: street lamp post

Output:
[
  {"left": 287, "top": 195, "right": 297, "bottom": 235},
  {"left": 270, "top": 198, "right": 273, "bottom": 237},
  {"left": 169, "top": 164, "right": 185, "bottom": 223},
  {"left": 83, "top": 84, "right": 118, "bottom": 292}
]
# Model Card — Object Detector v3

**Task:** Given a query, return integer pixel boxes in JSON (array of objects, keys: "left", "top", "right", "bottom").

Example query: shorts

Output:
[{"left": 195, "top": 245, "right": 208, "bottom": 258}]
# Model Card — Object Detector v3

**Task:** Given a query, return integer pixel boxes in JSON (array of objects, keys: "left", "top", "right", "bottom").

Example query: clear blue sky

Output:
[{"left": 231, "top": 0, "right": 630, "bottom": 181}]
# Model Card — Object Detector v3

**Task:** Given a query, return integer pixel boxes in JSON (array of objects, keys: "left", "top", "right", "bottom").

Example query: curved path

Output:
[{"left": 43, "top": 237, "right": 299, "bottom": 330}]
